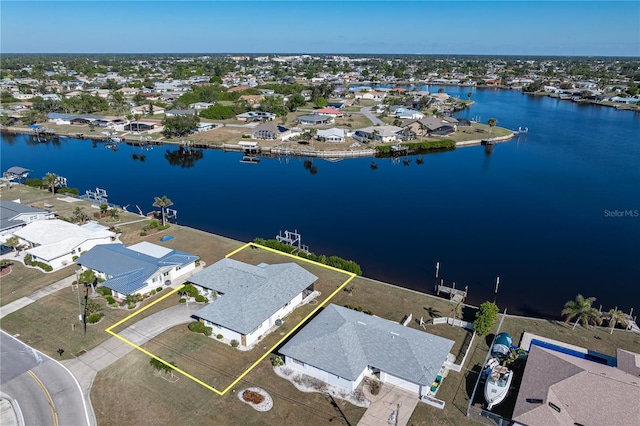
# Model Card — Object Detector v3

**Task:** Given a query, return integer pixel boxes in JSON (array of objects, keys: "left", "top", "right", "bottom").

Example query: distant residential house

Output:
[
  {"left": 196, "top": 122, "right": 220, "bottom": 132},
  {"left": 511, "top": 345, "right": 640, "bottom": 426},
  {"left": 0, "top": 200, "right": 56, "bottom": 237},
  {"left": 316, "top": 128, "right": 346, "bottom": 142},
  {"left": 251, "top": 123, "right": 293, "bottom": 140},
  {"left": 236, "top": 111, "right": 276, "bottom": 122},
  {"left": 165, "top": 109, "right": 196, "bottom": 117},
  {"left": 354, "top": 90, "right": 387, "bottom": 101},
  {"left": 130, "top": 105, "right": 165, "bottom": 116},
  {"left": 238, "top": 94, "right": 264, "bottom": 107},
  {"left": 402, "top": 116, "right": 458, "bottom": 136},
  {"left": 189, "top": 258, "right": 318, "bottom": 348},
  {"left": 123, "top": 121, "right": 156, "bottom": 132},
  {"left": 610, "top": 96, "right": 639, "bottom": 104},
  {"left": 14, "top": 219, "right": 117, "bottom": 270},
  {"left": 41, "top": 93, "right": 61, "bottom": 101},
  {"left": 354, "top": 125, "right": 404, "bottom": 143},
  {"left": 228, "top": 85, "right": 250, "bottom": 92},
  {"left": 279, "top": 304, "right": 454, "bottom": 397},
  {"left": 188, "top": 102, "right": 215, "bottom": 111},
  {"left": 313, "top": 107, "right": 343, "bottom": 118},
  {"left": 76, "top": 242, "right": 199, "bottom": 298},
  {"left": 117, "top": 87, "right": 139, "bottom": 96},
  {"left": 392, "top": 107, "right": 424, "bottom": 120},
  {"left": 297, "top": 114, "right": 333, "bottom": 126}
]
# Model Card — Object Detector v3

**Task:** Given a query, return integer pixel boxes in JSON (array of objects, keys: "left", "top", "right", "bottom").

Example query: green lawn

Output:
[{"left": 0, "top": 262, "right": 75, "bottom": 306}]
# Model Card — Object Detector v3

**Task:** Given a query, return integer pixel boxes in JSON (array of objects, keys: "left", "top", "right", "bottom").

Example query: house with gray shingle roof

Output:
[
  {"left": 0, "top": 200, "right": 56, "bottom": 237},
  {"left": 279, "top": 304, "right": 454, "bottom": 397},
  {"left": 189, "top": 258, "right": 318, "bottom": 348},
  {"left": 76, "top": 242, "right": 199, "bottom": 298}
]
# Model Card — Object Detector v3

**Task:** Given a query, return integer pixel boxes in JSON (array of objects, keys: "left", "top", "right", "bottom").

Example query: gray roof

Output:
[
  {"left": 512, "top": 345, "right": 640, "bottom": 426},
  {"left": 298, "top": 114, "right": 330, "bottom": 123},
  {"left": 5, "top": 166, "right": 30, "bottom": 176},
  {"left": 279, "top": 304, "right": 454, "bottom": 385},
  {"left": 0, "top": 200, "right": 51, "bottom": 233},
  {"left": 76, "top": 243, "right": 198, "bottom": 295},
  {"left": 191, "top": 258, "right": 317, "bottom": 335}
]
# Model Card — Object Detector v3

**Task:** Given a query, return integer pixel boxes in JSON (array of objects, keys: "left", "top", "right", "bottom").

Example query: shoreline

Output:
[{"left": 1, "top": 126, "right": 514, "bottom": 158}]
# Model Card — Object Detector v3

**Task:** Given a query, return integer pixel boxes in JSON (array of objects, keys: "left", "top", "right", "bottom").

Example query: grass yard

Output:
[
  {"left": 0, "top": 262, "right": 75, "bottom": 306},
  {"left": 0, "top": 285, "right": 179, "bottom": 360},
  {"left": 91, "top": 350, "right": 367, "bottom": 426}
]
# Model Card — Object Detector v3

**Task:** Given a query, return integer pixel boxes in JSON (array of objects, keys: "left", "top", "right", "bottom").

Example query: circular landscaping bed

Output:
[{"left": 238, "top": 387, "right": 273, "bottom": 412}]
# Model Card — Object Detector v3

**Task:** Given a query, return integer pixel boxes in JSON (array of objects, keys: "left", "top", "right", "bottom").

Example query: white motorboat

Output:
[{"left": 484, "top": 363, "right": 513, "bottom": 410}]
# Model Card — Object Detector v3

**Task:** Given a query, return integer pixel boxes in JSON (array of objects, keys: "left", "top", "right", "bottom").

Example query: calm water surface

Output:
[{"left": 2, "top": 88, "right": 639, "bottom": 318}]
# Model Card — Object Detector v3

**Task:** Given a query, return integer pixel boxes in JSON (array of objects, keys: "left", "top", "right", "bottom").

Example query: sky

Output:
[{"left": 1, "top": 1, "right": 639, "bottom": 56}]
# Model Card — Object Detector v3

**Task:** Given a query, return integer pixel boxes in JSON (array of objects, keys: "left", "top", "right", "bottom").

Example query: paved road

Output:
[
  {"left": 360, "top": 107, "right": 384, "bottom": 126},
  {"left": 0, "top": 331, "right": 90, "bottom": 426}
]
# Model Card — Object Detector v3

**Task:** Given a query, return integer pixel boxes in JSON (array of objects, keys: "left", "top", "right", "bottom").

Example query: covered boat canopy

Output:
[{"left": 491, "top": 332, "right": 513, "bottom": 357}]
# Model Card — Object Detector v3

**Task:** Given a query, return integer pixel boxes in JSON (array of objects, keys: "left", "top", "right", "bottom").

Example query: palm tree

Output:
[
  {"left": 606, "top": 307, "right": 629, "bottom": 333},
  {"left": 42, "top": 172, "right": 62, "bottom": 194},
  {"left": 488, "top": 118, "right": 497, "bottom": 134},
  {"left": 561, "top": 294, "right": 602, "bottom": 329},
  {"left": 152, "top": 195, "right": 174, "bottom": 226}
]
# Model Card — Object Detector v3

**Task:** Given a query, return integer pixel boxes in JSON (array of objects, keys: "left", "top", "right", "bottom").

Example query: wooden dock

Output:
[{"left": 435, "top": 282, "right": 468, "bottom": 303}]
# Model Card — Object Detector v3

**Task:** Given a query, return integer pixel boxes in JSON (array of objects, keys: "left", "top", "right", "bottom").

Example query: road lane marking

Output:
[{"left": 27, "top": 370, "right": 58, "bottom": 426}]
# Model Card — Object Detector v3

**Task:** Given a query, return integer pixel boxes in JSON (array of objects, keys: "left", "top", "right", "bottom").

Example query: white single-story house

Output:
[
  {"left": 236, "top": 111, "right": 276, "bottom": 122},
  {"left": 250, "top": 123, "right": 295, "bottom": 140},
  {"left": 130, "top": 105, "right": 165, "bottom": 116},
  {"left": 189, "top": 102, "right": 215, "bottom": 110},
  {"left": 392, "top": 107, "right": 424, "bottom": 120},
  {"left": 14, "top": 219, "right": 117, "bottom": 270},
  {"left": 297, "top": 114, "right": 333, "bottom": 126},
  {"left": 165, "top": 109, "right": 196, "bottom": 117},
  {"left": 75, "top": 242, "right": 199, "bottom": 298},
  {"left": 354, "top": 90, "right": 387, "bottom": 101},
  {"left": 279, "top": 304, "right": 454, "bottom": 397},
  {"left": 189, "top": 258, "right": 318, "bottom": 349},
  {"left": 313, "top": 107, "right": 344, "bottom": 118},
  {"left": 0, "top": 200, "right": 56, "bottom": 238},
  {"left": 354, "top": 125, "right": 404, "bottom": 143},
  {"left": 317, "top": 128, "right": 346, "bottom": 142}
]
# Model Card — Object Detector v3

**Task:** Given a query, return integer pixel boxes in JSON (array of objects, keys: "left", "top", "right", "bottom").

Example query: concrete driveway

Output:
[{"left": 358, "top": 383, "right": 419, "bottom": 426}]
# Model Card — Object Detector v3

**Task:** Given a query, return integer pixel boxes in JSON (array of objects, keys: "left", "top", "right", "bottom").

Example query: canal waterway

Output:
[{"left": 1, "top": 87, "right": 639, "bottom": 318}]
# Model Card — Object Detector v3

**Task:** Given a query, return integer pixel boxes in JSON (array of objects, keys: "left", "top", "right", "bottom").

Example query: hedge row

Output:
[{"left": 253, "top": 238, "right": 362, "bottom": 275}]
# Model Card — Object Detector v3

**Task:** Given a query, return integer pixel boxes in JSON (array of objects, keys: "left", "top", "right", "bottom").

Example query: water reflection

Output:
[{"left": 164, "top": 147, "right": 204, "bottom": 168}]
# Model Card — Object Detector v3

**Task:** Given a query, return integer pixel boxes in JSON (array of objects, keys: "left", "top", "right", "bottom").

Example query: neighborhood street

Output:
[
  {"left": 360, "top": 106, "right": 384, "bottom": 126},
  {"left": 0, "top": 331, "right": 90, "bottom": 426}
]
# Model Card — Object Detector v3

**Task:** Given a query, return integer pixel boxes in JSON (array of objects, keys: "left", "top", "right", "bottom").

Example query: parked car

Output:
[{"left": 0, "top": 244, "right": 14, "bottom": 255}]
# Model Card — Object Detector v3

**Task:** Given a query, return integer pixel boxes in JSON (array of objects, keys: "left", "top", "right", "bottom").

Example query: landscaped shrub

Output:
[
  {"left": 179, "top": 298, "right": 186, "bottom": 303},
  {"left": 24, "top": 178, "right": 43, "bottom": 188},
  {"left": 271, "top": 356, "right": 284, "bottom": 367},
  {"left": 243, "top": 390, "right": 265, "bottom": 404},
  {"left": 57, "top": 187, "right": 80, "bottom": 195},
  {"left": 97, "top": 287, "right": 112, "bottom": 296},
  {"left": 230, "top": 340, "right": 239, "bottom": 348},
  {"left": 140, "top": 231, "right": 147, "bottom": 236},
  {"left": 369, "top": 379, "right": 381, "bottom": 396},
  {"left": 105, "top": 296, "right": 116, "bottom": 305},
  {"left": 216, "top": 334, "right": 223, "bottom": 339},
  {"left": 156, "top": 286, "right": 163, "bottom": 292},
  {"left": 188, "top": 321, "right": 213, "bottom": 336},
  {"left": 23, "top": 254, "right": 32, "bottom": 265},
  {"left": 195, "top": 294, "right": 206, "bottom": 303},
  {"left": 87, "top": 313, "right": 104, "bottom": 324},
  {"left": 32, "top": 261, "right": 52, "bottom": 272}
]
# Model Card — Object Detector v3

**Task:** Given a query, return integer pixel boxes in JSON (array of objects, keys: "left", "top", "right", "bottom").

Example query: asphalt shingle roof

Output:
[
  {"left": 279, "top": 304, "right": 454, "bottom": 385},
  {"left": 191, "top": 258, "right": 318, "bottom": 335}
]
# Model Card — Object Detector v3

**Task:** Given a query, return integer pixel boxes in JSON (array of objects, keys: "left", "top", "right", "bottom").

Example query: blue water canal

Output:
[{"left": 2, "top": 88, "right": 639, "bottom": 318}]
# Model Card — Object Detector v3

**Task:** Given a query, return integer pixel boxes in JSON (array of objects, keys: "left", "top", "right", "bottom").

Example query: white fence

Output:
[
  {"left": 421, "top": 395, "right": 446, "bottom": 409},
  {"left": 432, "top": 316, "right": 474, "bottom": 330}
]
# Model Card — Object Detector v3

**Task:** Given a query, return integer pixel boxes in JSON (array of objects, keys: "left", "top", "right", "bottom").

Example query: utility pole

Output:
[{"left": 75, "top": 269, "right": 82, "bottom": 324}]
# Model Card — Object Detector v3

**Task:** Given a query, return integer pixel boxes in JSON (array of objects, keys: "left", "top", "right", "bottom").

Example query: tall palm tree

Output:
[
  {"left": 488, "top": 118, "right": 497, "bottom": 134},
  {"left": 561, "top": 294, "right": 602, "bottom": 329},
  {"left": 606, "top": 307, "right": 629, "bottom": 333},
  {"left": 152, "top": 195, "right": 174, "bottom": 226},
  {"left": 42, "top": 172, "right": 62, "bottom": 194}
]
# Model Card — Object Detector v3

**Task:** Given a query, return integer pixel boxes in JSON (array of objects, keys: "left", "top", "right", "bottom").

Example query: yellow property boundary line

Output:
[{"left": 105, "top": 242, "right": 356, "bottom": 396}]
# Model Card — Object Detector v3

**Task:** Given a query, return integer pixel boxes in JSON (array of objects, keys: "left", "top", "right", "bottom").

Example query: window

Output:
[
  {"left": 292, "top": 359, "right": 304, "bottom": 367},
  {"left": 548, "top": 402, "right": 561, "bottom": 413}
]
